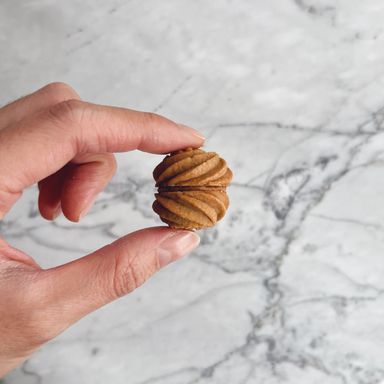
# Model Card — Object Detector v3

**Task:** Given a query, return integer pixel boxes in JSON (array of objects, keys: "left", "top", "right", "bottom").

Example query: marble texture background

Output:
[{"left": 2, "top": 0, "right": 384, "bottom": 383}]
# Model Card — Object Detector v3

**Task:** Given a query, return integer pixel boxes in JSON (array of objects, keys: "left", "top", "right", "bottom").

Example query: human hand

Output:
[{"left": 0, "top": 83, "right": 203, "bottom": 376}]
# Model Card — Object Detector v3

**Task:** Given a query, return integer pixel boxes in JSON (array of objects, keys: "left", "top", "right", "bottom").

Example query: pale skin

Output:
[{"left": 0, "top": 83, "right": 204, "bottom": 377}]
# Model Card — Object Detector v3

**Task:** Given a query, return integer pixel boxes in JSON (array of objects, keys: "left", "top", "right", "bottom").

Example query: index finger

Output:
[{"left": 0, "top": 100, "right": 204, "bottom": 218}]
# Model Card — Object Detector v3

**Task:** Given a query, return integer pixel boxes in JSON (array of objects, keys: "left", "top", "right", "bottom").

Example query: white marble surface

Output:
[{"left": 2, "top": 0, "right": 384, "bottom": 383}]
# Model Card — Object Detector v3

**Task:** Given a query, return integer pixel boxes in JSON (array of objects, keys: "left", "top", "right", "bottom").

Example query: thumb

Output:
[{"left": 38, "top": 227, "right": 199, "bottom": 331}]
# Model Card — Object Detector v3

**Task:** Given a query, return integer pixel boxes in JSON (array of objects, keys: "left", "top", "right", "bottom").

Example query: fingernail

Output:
[
  {"left": 78, "top": 196, "right": 97, "bottom": 221},
  {"left": 177, "top": 124, "right": 205, "bottom": 142},
  {"left": 157, "top": 231, "right": 200, "bottom": 268}
]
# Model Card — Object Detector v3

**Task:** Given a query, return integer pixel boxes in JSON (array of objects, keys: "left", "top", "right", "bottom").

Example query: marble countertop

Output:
[{"left": 2, "top": 0, "right": 384, "bottom": 383}]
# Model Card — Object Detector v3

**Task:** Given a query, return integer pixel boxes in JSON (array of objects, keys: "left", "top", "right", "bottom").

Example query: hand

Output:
[{"left": 0, "top": 83, "right": 203, "bottom": 376}]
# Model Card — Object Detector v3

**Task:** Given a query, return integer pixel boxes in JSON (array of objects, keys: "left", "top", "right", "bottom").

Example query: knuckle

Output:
[
  {"left": 143, "top": 112, "right": 162, "bottom": 126},
  {"left": 47, "top": 99, "right": 84, "bottom": 126},
  {"left": 112, "top": 258, "right": 142, "bottom": 298},
  {"left": 111, "top": 252, "right": 152, "bottom": 298},
  {"left": 42, "top": 82, "right": 79, "bottom": 102},
  {"left": 141, "top": 112, "right": 166, "bottom": 146}
]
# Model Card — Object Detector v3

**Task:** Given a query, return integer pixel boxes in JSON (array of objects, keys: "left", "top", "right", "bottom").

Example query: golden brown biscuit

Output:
[{"left": 152, "top": 148, "right": 232, "bottom": 230}]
